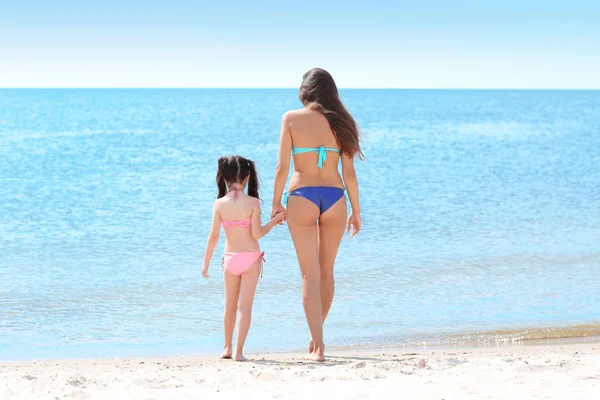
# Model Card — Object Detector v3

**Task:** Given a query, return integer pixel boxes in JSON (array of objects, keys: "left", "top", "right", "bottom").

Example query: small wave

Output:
[
  {"left": 332, "top": 323, "right": 600, "bottom": 351},
  {"left": 442, "top": 324, "right": 600, "bottom": 345}
]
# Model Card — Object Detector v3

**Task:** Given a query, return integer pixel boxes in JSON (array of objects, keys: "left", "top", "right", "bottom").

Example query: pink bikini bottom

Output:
[{"left": 222, "top": 251, "right": 265, "bottom": 276}]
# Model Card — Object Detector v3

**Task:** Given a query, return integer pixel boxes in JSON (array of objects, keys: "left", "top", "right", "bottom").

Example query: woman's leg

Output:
[
  {"left": 318, "top": 197, "right": 347, "bottom": 322},
  {"left": 287, "top": 195, "right": 323, "bottom": 361},
  {"left": 222, "top": 269, "right": 241, "bottom": 359},
  {"left": 308, "top": 197, "right": 347, "bottom": 353},
  {"left": 233, "top": 259, "right": 261, "bottom": 361}
]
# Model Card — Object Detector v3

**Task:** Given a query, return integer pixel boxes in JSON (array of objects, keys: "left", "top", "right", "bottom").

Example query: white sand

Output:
[{"left": 1, "top": 342, "right": 598, "bottom": 399}]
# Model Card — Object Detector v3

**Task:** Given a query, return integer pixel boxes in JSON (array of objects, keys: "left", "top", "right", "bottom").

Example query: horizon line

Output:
[{"left": 1, "top": 87, "right": 600, "bottom": 91}]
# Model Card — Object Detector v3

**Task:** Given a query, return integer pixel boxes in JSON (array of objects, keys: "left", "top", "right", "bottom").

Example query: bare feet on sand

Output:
[
  {"left": 220, "top": 347, "right": 232, "bottom": 359},
  {"left": 304, "top": 352, "right": 325, "bottom": 362},
  {"left": 233, "top": 354, "right": 247, "bottom": 362},
  {"left": 305, "top": 343, "right": 325, "bottom": 362}
]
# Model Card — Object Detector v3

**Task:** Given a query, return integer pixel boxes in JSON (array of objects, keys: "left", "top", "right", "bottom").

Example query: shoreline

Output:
[
  {"left": 3, "top": 334, "right": 599, "bottom": 364},
  {"left": 2, "top": 341, "right": 598, "bottom": 399},
  {"left": 3, "top": 323, "right": 599, "bottom": 363}
]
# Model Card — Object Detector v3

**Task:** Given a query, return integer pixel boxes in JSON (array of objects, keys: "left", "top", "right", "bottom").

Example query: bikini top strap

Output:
[
  {"left": 227, "top": 184, "right": 243, "bottom": 200},
  {"left": 291, "top": 146, "right": 340, "bottom": 169},
  {"left": 222, "top": 218, "right": 251, "bottom": 233}
]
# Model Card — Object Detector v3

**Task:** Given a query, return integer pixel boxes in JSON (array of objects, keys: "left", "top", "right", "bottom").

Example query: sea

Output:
[{"left": 1, "top": 89, "right": 599, "bottom": 360}]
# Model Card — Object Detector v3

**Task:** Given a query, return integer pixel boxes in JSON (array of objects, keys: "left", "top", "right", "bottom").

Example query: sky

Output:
[{"left": 0, "top": 0, "right": 599, "bottom": 88}]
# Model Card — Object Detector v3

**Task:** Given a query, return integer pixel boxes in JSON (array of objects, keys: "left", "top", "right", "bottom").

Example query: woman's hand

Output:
[
  {"left": 347, "top": 211, "right": 362, "bottom": 238},
  {"left": 271, "top": 203, "right": 286, "bottom": 224}
]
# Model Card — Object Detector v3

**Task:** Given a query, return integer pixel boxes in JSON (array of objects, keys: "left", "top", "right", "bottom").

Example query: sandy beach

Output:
[{"left": 1, "top": 341, "right": 598, "bottom": 399}]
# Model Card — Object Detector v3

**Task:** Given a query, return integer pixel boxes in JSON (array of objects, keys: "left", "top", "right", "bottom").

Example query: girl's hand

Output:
[
  {"left": 201, "top": 265, "right": 210, "bottom": 278},
  {"left": 271, "top": 203, "right": 286, "bottom": 224},
  {"left": 347, "top": 211, "right": 362, "bottom": 238}
]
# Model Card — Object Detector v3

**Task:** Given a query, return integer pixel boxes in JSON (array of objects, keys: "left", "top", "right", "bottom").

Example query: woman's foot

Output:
[
  {"left": 220, "top": 346, "right": 232, "bottom": 359},
  {"left": 304, "top": 343, "right": 325, "bottom": 362},
  {"left": 308, "top": 339, "right": 315, "bottom": 353},
  {"left": 304, "top": 351, "right": 325, "bottom": 362},
  {"left": 233, "top": 353, "right": 247, "bottom": 362}
]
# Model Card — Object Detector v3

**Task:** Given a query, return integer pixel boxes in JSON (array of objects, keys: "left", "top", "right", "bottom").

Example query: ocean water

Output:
[{"left": 1, "top": 89, "right": 599, "bottom": 360}]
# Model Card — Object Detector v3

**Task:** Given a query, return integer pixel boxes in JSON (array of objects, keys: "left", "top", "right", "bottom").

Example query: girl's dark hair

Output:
[
  {"left": 299, "top": 68, "right": 364, "bottom": 160},
  {"left": 216, "top": 155, "right": 260, "bottom": 199}
]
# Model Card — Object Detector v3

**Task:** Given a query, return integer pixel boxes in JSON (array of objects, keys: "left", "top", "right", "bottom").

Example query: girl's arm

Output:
[
  {"left": 201, "top": 203, "right": 222, "bottom": 277},
  {"left": 341, "top": 153, "right": 362, "bottom": 237},
  {"left": 251, "top": 199, "right": 286, "bottom": 239},
  {"left": 272, "top": 112, "right": 292, "bottom": 216}
]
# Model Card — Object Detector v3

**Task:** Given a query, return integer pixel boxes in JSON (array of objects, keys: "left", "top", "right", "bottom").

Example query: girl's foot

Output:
[{"left": 233, "top": 353, "right": 247, "bottom": 362}]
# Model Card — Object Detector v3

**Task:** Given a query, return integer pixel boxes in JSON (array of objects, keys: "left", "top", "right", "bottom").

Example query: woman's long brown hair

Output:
[{"left": 299, "top": 68, "right": 364, "bottom": 160}]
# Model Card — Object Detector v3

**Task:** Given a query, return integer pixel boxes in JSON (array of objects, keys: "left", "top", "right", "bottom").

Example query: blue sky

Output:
[{"left": 0, "top": 0, "right": 598, "bottom": 88}]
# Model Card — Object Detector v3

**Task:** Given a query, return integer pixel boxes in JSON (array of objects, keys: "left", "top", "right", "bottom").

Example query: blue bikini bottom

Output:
[{"left": 284, "top": 186, "right": 345, "bottom": 214}]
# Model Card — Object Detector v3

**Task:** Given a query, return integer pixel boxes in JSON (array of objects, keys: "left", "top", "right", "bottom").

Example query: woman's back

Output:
[{"left": 287, "top": 108, "right": 344, "bottom": 190}]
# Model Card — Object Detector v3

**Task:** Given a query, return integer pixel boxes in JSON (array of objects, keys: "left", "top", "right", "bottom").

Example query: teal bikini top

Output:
[{"left": 292, "top": 145, "right": 340, "bottom": 169}]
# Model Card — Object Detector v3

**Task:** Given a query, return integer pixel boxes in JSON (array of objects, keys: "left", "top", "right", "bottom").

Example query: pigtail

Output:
[
  {"left": 216, "top": 157, "right": 228, "bottom": 198},
  {"left": 246, "top": 159, "right": 260, "bottom": 200}
]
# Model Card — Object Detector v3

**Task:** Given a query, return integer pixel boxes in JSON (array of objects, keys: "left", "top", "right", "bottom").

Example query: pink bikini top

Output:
[
  {"left": 222, "top": 186, "right": 252, "bottom": 233},
  {"left": 222, "top": 217, "right": 251, "bottom": 233}
]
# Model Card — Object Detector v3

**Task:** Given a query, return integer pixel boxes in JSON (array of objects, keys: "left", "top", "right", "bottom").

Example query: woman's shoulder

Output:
[
  {"left": 283, "top": 108, "right": 318, "bottom": 129},
  {"left": 283, "top": 108, "right": 310, "bottom": 120},
  {"left": 283, "top": 107, "right": 304, "bottom": 115}
]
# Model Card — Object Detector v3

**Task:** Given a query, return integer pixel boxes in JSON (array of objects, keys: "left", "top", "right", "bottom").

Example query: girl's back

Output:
[{"left": 216, "top": 191, "right": 261, "bottom": 253}]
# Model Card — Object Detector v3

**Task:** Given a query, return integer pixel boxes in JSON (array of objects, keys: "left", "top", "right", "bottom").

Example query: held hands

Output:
[
  {"left": 347, "top": 210, "right": 362, "bottom": 238},
  {"left": 271, "top": 203, "right": 286, "bottom": 225},
  {"left": 272, "top": 210, "right": 286, "bottom": 225}
]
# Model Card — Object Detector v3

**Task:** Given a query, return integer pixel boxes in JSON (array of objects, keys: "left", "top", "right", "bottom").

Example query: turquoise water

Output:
[{"left": 1, "top": 89, "right": 599, "bottom": 360}]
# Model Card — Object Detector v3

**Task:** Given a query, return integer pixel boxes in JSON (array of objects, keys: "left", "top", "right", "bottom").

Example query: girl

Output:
[{"left": 202, "top": 155, "right": 285, "bottom": 361}]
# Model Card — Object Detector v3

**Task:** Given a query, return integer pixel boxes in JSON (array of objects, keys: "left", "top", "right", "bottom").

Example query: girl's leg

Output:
[
  {"left": 287, "top": 196, "right": 323, "bottom": 361},
  {"left": 222, "top": 269, "right": 241, "bottom": 358},
  {"left": 233, "top": 260, "right": 261, "bottom": 361}
]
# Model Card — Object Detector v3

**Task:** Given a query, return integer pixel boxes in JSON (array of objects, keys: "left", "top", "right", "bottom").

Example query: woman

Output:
[{"left": 271, "top": 68, "right": 363, "bottom": 362}]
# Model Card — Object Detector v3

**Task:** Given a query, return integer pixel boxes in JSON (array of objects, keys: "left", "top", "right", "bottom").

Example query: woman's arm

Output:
[
  {"left": 341, "top": 153, "right": 362, "bottom": 237},
  {"left": 251, "top": 199, "right": 286, "bottom": 239},
  {"left": 342, "top": 153, "right": 360, "bottom": 213},
  {"left": 272, "top": 112, "right": 292, "bottom": 212},
  {"left": 201, "top": 202, "right": 221, "bottom": 277}
]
